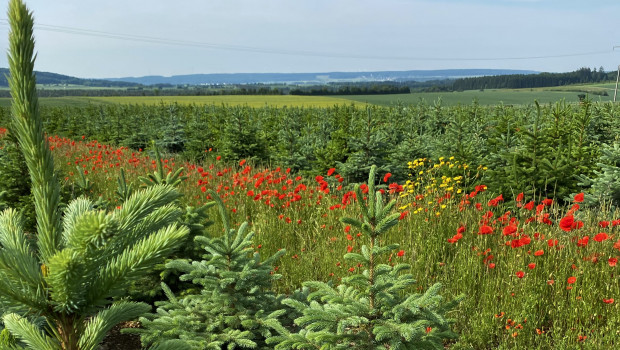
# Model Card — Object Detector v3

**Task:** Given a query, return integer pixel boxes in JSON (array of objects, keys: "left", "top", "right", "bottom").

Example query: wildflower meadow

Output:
[{"left": 0, "top": 2, "right": 619, "bottom": 347}]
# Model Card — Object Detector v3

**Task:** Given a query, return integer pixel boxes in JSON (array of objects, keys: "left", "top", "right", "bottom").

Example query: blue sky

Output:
[{"left": 1, "top": 0, "right": 619, "bottom": 78}]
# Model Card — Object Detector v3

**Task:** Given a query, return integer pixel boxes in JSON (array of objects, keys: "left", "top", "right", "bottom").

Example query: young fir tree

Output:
[
  {"left": 0, "top": 2, "right": 189, "bottom": 349},
  {"left": 160, "top": 104, "right": 187, "bottom": 154},
  {"left": 220, "top": 107, "right": 268, "bottom": 162},
  {"left": 275, "top": 109, "right": 314, "bottom": 173},
  {"left": 267, "top": 165, "right": 462, "bottom": 349},
  {"left": 130, "top": 190, "right": 287, "bottom": 349},
  {"left": 576, "top": 141, "right": 620, "bottom": 207},
  {"left": 339, "top": 108, "right": 390, "bottom": 183}
]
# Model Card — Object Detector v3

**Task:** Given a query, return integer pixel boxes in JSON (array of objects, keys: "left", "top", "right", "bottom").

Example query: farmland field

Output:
[
  {"left": 339, "top": 85, "right": 614, "bottom": 106},
  {"left": 0, "top": 83, "right": 615, "bottom": 108},
  {"left": 0, "top": 94, "right": 364, "bottom": 108}
]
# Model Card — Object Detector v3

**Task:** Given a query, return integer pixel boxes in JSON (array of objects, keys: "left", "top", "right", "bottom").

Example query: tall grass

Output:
[{"left": 3, "top": 131, "right": 618, "bottom": 349}]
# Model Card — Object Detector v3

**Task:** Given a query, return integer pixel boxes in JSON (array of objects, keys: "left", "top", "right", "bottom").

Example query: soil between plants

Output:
[{"left": 99, "top": 321, "right": 142, "bottom": 350}]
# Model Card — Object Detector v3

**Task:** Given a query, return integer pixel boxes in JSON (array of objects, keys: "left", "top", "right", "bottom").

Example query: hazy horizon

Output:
[{"left": 1, "top": 0, "right": 618, "bottom": 79}]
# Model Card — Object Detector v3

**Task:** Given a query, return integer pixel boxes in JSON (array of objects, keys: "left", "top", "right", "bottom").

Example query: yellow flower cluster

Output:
[{"left": 399, "top": 156, "right": 470, "bottom": 216}]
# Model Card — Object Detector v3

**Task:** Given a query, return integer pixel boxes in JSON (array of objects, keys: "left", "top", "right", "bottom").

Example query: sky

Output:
[{"left": 0, "top": 0, "right": 619, "bottom": 79}]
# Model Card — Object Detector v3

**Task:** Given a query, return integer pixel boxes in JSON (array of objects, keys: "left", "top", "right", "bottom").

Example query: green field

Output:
[
  {"left": 0, "top": 95, "right": 362, "bottom": 108},
  {"left": 0, "top": 83, "right": 616, "bottom": 108},
  {"left": 340, "top": 86, "right": 614, "bottom": 107}
]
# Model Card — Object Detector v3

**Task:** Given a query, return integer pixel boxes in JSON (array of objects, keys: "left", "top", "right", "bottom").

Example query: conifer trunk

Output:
[{"left": 56, "top": 315, "right": 79, "bottom": 350}]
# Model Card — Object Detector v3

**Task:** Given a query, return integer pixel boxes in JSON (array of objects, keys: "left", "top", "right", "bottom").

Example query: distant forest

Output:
[
  {"left": 448, "top": 67, "right": 613, "bottom": 91},
  {"left": 0, "top": 68, "right": 140, "bottom": 88},
  {"left": 289, "top": 82, "right": 422, "bottom": 95}
]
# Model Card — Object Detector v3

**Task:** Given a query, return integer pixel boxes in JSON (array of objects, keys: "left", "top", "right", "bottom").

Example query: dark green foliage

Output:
[
  {"left": 275, "top": 109, "right": 315, "bottom": 173},
  {"left": 577, "top": 141, "right": 620, "bottom": 207},
  {"left": 159, "top": 104, "right": 187, "bottom": 153},
  {"left": 452, "top": 67, "right": 614, "bottom": 91},
  {"left": 0, "top": 133, "right": 35, "bottom": 232},
  {"left": 338, "top": 108, "right": 391, "bottom": 183},
  {"left": 219, "top": 107, "right": 268, "bottom": 162},
  {"left": 483, "top": 100, "right": 598, "bottom": 200},
  {"left": 268, "top": 166, "right": 462, "bottom": 349},
  {"left": 130, "top": 191, "right": 287, "bottom": 349},
  {"left": 182, "top": 105, "right": 216, "bottom": 162}
]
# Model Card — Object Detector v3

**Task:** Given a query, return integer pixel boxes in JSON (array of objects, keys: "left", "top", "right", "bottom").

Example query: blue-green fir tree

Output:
[
  {"left": 130, "top": 190, "right": 287, "bottom": 349},
  {"left": 267, "top": 165, "right": 463, "bottom": 349}
]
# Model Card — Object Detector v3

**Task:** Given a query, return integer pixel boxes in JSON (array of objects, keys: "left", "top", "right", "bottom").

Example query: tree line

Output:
[{"left": 449, "top": 67, "right": 613, "bottom": 91}]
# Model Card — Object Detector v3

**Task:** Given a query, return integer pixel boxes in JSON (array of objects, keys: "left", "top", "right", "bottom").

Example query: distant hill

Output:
[
  {"left": 108, "top": 69, "right": 539, "bottom": 86},
  {"left": 0, "top": 68, "right": 141, "bottom": 88}
]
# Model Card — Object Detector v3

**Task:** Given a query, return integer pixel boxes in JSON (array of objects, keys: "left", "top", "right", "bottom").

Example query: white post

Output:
[
  {"left": 615, "top": 65, "right": 620, "bottom": 102},
  {"left": 615, "top": 47, "right": 620, "bottom": 103}
]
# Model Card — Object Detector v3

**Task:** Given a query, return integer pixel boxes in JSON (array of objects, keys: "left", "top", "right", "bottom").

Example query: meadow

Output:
[
  {"left": 31, "top": 131, "right": 620, "bottom": 349},
  {"left": 342, "top": 83, "right": 615, "bottom": 106},
  {"left": 1, "top": 96, "right": 618, "bottom": 349}
]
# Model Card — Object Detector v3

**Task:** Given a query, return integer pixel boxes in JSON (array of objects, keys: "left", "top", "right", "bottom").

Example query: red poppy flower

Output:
[
  {"left": 447, "top": 232, "right": 463, "bottom": 243},
  {"left": 609, "top": 258, "right": 617, "bottom": 267},
  {"left": 515, "top": 271, "right": 525, "bottom": 278},
  {"left": 502, "top": 225, "right": 518, "bottom": 236},
  {"left": 216, "top": 155, "right": 221, "bottom": 160},
  {"left": 478, "top": 225, "right": 494, "bottom": 235},
  {"left": 573, "top": 192, "right": 584, "bottom": 203},
  {"left": 516, "top": 192, "right": 524, "bottom": 202},
  {"left": 567, "top": 276, "right": 577, "bottom": 284},
  {"left": 547, "top": 239, "right": 558, "bottom": 247},
  {"left": 383, "top": 173, "right": 392, "bottom": 183},
  {"left": 327, "top": 167, "right": 336, "bottom": 176},
  {"left": 347, "top": 245, "right": 353, "bottom": 253},
  {"left": 528, "top": 263, "right": 536, "bottom": 270},
  {"left": 594, "top": 233, "right": 609, "bottom": 242},
  {"left": 524, "top": 201, "right": 535, "bottom": 210},
  {"left": 518, "top": 235, "right": 531, "bottom": 246},
  {"left": 559, "top": 215, "right": 574, "bottom": 232},
  {"left": 534, "top": 249, "right": 544, "bottom": 256},
  {"left": 399, "top": 211, "right": 409, "bottom": 220},
  {"left": 488, "top": 263, "right": 496, "bottom": 269},
  {"left": 599, "top": 221, "right": 610, "bottom": 228},
  {"left": 346, "top": 234, "right": 353, "bottom": 241},
  {"left": 541, "top": 198, "right": 553, "bottom": 206},
  {"left": 577, "top": 236, "right": 589, "bottom": 247},
  {"left": 457, "top": 225, "right": 466, "bottom": 235},
  {"left": 397, "top": 250, "right": 405, "bottom": 257},
  {"left": 603, "top": 298, "right": 615, "bottom": 304},
  {"left": 239, "top": 159, "right": 246, "bottom": 166}
]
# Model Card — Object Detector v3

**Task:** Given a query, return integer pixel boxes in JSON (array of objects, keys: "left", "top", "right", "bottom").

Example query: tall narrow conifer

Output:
[{"left": 0, "top": 1, "right": 190, "bottom": 349}]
